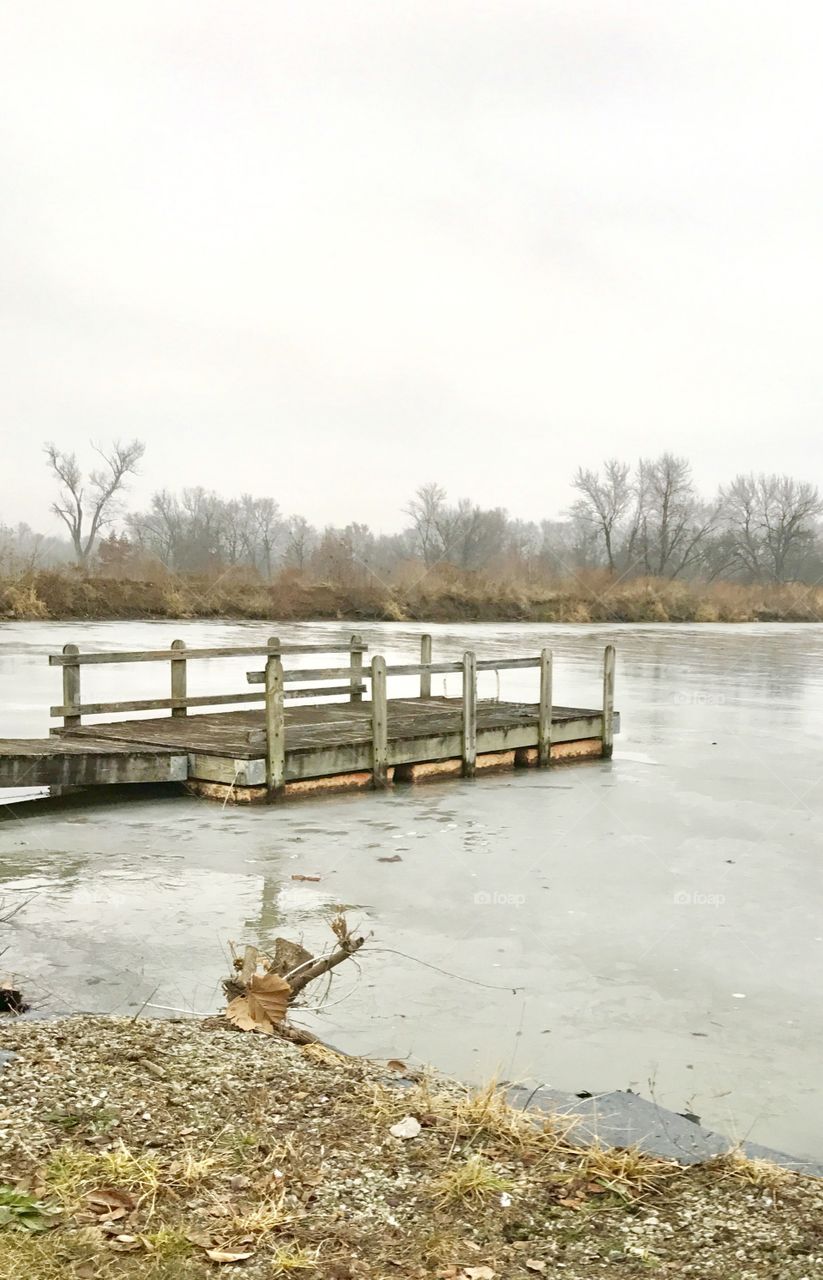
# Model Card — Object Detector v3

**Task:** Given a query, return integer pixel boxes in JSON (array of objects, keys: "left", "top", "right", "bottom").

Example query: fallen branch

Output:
[
  {"left": 220, "top": 914, "right": 367, "bottom": 1039},
  {"left": 286, "top": 933, "right": 366, "bottom": 998}
]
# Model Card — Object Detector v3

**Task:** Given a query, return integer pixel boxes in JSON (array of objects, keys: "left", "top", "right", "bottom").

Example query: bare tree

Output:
[
  {"left": 285, "top": 515, "right": 315, "bottom": 571},
  {"left": 242, "top": 496, "right": 283, "bottom": 578},
  {"left": 720, "top": 473, "right": 823, "bottom": 581},
  {"left": 405, "top": 483, "right": 450, "bottom": 566},
  {"left": 127, "top": 488, "right": 182, "bottom": 566},
  {"left": 635, "top": 453, "right": 718, "bottom": 578},
  {"left": 450, "top": 501, "right": 507, "bottom": 571},
  {"left": 570, "top": 460, "right": 632, "bottom": 572},
  {"left": 44, "top": 439, "right": 145, "bottom": 569}
]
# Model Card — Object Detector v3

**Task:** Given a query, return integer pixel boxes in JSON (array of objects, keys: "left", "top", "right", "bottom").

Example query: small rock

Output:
[{"left": 389, "top": 1115, "right": 421, "bottom": 1140}]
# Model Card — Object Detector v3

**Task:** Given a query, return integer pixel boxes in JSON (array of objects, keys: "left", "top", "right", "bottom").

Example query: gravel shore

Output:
[{"left": 0, "top": 1016, "right": 821, "bottom": 1279}]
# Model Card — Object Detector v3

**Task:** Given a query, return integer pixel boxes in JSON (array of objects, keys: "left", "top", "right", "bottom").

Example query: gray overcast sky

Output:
[{"left": 1, "top": 1, "right": 821, "bottom": 535}]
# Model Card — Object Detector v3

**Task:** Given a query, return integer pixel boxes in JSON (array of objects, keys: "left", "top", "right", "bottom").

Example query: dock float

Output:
[{"left": 0, "top": 636, "right": 617, "bottom": 804}]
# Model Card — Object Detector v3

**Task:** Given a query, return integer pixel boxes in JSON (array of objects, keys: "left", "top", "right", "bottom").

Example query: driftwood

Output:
[
  {"left": 221, "top": 914, "right": 366, "bottom": 1037},
  {"left": 286, "top": 933, "right": 365, "bottom": 998}
]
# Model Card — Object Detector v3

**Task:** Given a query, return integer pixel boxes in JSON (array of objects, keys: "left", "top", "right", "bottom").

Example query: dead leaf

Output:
[
  {"left": 525, "top": 1263, "right": 546, "bottom": 1274},
  {"left": 378, "top": 855, "right": 403, "bottom": 863},
  {"left": 186, "top": 1229, "right": 214, "bottom": 1249},
  {"left": 108, "top": 1233, "right": 143, "bottom": 1253},
  {"left": 389, "top": 1115, "right": 421, "bottom": 1140},
  {"left": 386, "top": 1059, "right": 407, "bottom": 1072},
  {"left": 99, "top": 1206, "right": 128, "bottom": 1222},
  {"left": 205, "top": 1248, "right": 255, "bottom": 1263},
  {"left": 225, "top": 972, "right": 291, "bottom": 1034},
  {"left": 291, "top": 873, "right": 321, "bottom": 882},
  {"left": 87, "top": 1188, "right": 136, "bottom": 1215}
]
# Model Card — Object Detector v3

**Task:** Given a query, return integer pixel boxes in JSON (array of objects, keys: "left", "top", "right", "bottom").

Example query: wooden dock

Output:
[{"left": 0, "top": 635, "right": 618, "bottom": 803}]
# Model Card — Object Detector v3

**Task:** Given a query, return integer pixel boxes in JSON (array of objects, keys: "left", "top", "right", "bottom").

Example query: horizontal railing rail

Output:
[
  {"left": 246, "top": 655, "right": 542, "bottom": 685},
  {"left": 51, "top": 634, "right": 368, "bottom": 728},
  {"left": 48, "top": 642, "right": 367, "bottom": 667},
  {"left": 50, "top": 684, "right": 367, "bottom": 719}
]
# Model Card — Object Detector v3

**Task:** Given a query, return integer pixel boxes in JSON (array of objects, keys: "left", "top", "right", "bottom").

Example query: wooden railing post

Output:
[
  {"left": 349, "top": 634, "right": 363, "bottom": 703},
  {"left": 462, "top": 651, "right": 477, "bottom": 777},
  {"left": 602, "top": 643, "right": 616, "bottom": 759},
  {"left": 371, "top": 655, "right": 388, "bottom": 787},
  {"left": 420, "top": 633, "right": 432, "bottom": 699},
  {"left": 170, "top": 639, "right": 187, "bottom": 718},
  {"left": 265, "top": 647, "right": 285, "bottom": 799},
  {"left": 62, "top": 644, "right": 81, "bottom": 728},
  {"left": 538, "top": 648, "right": 552, "bottom": 767}
]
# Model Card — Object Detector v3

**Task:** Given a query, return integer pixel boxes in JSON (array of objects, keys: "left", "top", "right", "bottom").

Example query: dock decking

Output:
[
  {"left": 0, "top": 635, "right": 618, "bottom": 803},
  {"left": 0, "top": 738, "right": 187, "bottom": 789},
  {"left": 57, "top": 696, "right": 614, "bottom": 799}
]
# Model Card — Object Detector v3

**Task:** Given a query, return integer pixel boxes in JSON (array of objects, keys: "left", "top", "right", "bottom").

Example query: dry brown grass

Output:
[
  {"left": 4, "top": 566, "right": 823, "bottom": 623},
  {"left": 701, "top": 1148, "right": 795, "bottom": 1191}
]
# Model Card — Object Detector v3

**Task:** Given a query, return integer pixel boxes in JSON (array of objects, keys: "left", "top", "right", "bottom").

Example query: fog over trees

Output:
[{"left": 2, "top": 445, "right": 822, "bottom": 587}]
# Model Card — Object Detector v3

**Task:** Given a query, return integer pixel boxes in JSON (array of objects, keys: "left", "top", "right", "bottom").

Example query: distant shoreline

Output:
[{"left": 3, "top": 569, "right": 823, "bottom": 625}]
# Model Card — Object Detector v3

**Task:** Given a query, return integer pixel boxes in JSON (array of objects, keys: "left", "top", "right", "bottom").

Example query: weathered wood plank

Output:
[
  {"left": 247, "top": 665, "right": 355, "bottom": 684},
  {"left": 280, "top": 714, "right": 608, "bottom": 780},
  {"left": 349, "top": 633, "right": 364, "bottom": 704},
  {"left": 0, "top": 739, "right": 187, "bottom": 788},
  {"left": 462, "top": 651, "right": 477, "bottom": 777},
  {"left": 170, "top": 639, "right": 187, "bottom": 719},
  {"left": 51, "top": 683, "right": 364, "bottom": 717},
  {"left": 49, "top": 642, "right": 369, "bottom": 666},
  {"left": 602, "top": 643, "right": 616, "bottom": 759},
  {"left": 285, "top": 684, "right": 364, "bottom": 701},
  {"left": 371, "top": 656, "right": 388, "bottom": 787},
  {"left": 62, "top": 643, "right": 81, "bottom": 728},
  {"left": 420, "top": 634, "right": 432, "bottom": 698},
  {"left": 265, "top": 650, "right": 285, "bottom": 797},
  {"left": 185, "top": 753, "right": 266, "bottom": 787},
  {"left": 51, "top": 692, "right": 265, "bottom": 717},
  {"left": 538, "top": 647, "right": 552, "bottom": 767}
]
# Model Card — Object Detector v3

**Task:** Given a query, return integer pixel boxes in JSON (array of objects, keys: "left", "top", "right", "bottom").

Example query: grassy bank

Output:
[
  {"left": 0, "top": 1016, "right": 820, "bottom": 1279},
  {"left": 3, "top": 570, "right": 823, "bottom": 624}
]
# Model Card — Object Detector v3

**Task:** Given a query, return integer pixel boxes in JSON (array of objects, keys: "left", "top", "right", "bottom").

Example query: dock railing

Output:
[
  {"left": 48, "top": 633, "right": 616, "bottom": 799},
  {"left": 48, "top": 635, "right": 369, "bottom": 727},
  {"left": 247, "top": 639, "right": 616, "bottom": 797}
]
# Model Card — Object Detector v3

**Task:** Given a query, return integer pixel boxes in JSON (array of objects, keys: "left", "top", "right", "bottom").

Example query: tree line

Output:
[{"left": 1, "top": 442, "right": 822, "bottom": 587}]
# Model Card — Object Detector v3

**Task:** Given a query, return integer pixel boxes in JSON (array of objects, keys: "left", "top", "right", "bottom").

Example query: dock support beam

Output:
[
  {"left": 538, "top": 647, "right": 553, "bottom": 766},
  {"left": 170, "top": 639, "right": 187, "bottom": 718},
  {"left": 349, "top": 634, "right": 363, "bottom": 703},
  {"left": 602, "top": 643, "right": 615, "bottom": 759},
  {"left": 420, "top": 634, "right": 432, "bottom": 699},
  {"left": 62, "top": 644, "right": 81, "bottom": 729},
  {"left": 371, "top": 655, "right": 388, "bottom": 787},
  {"left": 462, "top": 651, "right": 477, "bottom": 777},
  {"left": 265, "top": 636, "right": 285, "bottom": 798}
]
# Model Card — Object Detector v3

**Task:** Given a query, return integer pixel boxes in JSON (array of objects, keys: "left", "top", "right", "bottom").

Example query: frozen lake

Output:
[{"left": 1, "top": 618, "right": 822, "bottom": 1159}]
